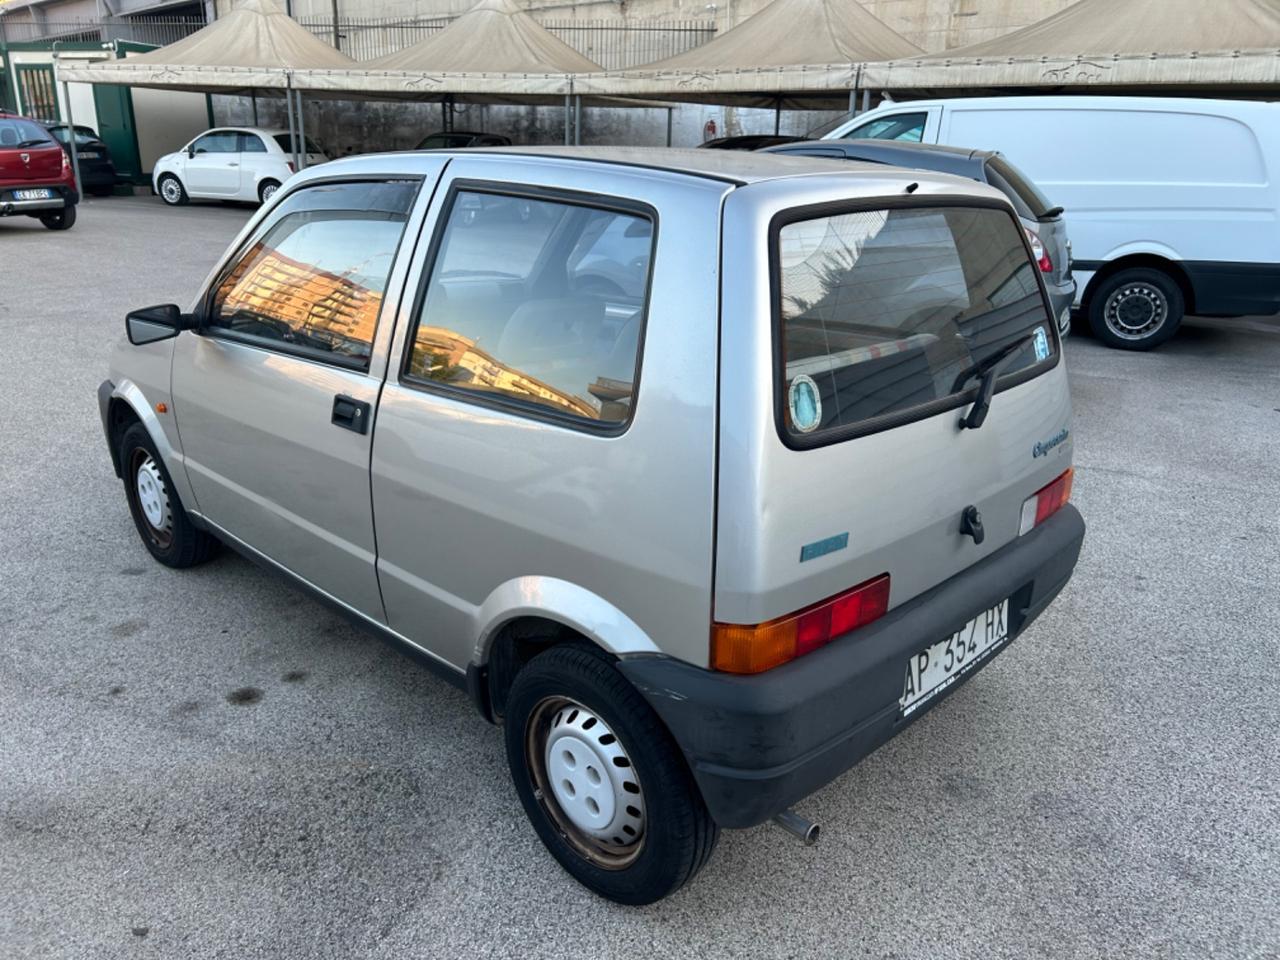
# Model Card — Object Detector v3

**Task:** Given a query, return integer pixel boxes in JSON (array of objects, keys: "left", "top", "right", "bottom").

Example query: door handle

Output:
[
  {"left": 331, "top": 394, "right": 371, "bottom": 434},
  {"left": 227, "top": 162, "right": 239, "bottom": 167}
]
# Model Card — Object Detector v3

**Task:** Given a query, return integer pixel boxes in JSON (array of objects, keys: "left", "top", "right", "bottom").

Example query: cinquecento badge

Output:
[{"left": 788, "top": 374, "right": 822, "bottom": 433}]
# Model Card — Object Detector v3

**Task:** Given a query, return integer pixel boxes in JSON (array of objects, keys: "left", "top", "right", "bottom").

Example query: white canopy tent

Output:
[
  {"left": 861, "top": 0, "right": 1280, "bottom": 94},
  {"left": 55, "top": 0, "right": 358, "bottom": 168},
  {"left": 571, "top": 0, "right": 922, "bottom": 110}
]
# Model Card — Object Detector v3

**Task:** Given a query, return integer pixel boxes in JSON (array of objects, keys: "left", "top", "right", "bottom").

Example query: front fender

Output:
[
  {"left": 106, "top": 378, "right": 200, "bottom": 518},
  {"left": 472, "top": 577, "right": 664, "bottom": 664}
]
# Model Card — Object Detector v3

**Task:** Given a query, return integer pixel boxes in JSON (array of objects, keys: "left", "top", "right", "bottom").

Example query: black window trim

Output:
[
  {"left": 197, "top": 174, "right": 425, "bottom": 374},
  {"left": 769, "top": 193, "right": 1062, "bottom": 451},
  {"left": 397, "top": 177, "right": 659, "bottom": 438}
]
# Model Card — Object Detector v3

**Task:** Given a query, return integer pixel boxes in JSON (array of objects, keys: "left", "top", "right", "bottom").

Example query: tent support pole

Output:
[
  {"left": 564, "top": 94, "right": 571, "bottom": 145},
  {"left": 774, "top": 96, "right": 781, "bottom": 135},
  {"left": 285, "top": 80, "right": 299, "bottom": 172},
  {"left": 666, "top": 107, "right": 672, "bottom": 147},
  {"left": 60, "top": 78, "right": 85, "bottom": 206},
  {"left": 861, "top": 88, "right": 870, "bottom": 114},
  {"left": 574, "top": 95, "right": 581, "bottom": 145},
  {"left": 251, "top": 92, "right": 259, "bottom": 126},
  {"left": 295, "top": 89, "right": 308, "bottom": 171}
]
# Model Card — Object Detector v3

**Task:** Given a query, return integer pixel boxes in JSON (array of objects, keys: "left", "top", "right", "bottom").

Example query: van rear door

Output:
[{"left": 714, "top": 182, "right": 1075, "bottom": 660}]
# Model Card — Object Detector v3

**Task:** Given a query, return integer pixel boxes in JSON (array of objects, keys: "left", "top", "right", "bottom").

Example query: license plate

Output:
[
  {"left": 901, "top": 599, "right": 1009, "bottom": 716},
  {"left": 13, "top": 188, "right": 53, "bottom": 201},
  {"left": 77, "top": 151, "right": 97, "bottom": 160}
]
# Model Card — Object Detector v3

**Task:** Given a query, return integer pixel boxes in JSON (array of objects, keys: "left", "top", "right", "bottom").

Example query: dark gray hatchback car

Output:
[{"left": 766, "top": 139, "right": 1077, "bottom": 335}]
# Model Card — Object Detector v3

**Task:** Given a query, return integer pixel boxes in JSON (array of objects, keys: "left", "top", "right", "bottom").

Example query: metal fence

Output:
[
  {"left": 0, "top": 12, "right": 715, "bottom": 71},
  {"left": 0, "top": 15, "right": 205, "bottom": 47},
  {"left": 297, "top": 15, "right": 716, "bottom": 69}
]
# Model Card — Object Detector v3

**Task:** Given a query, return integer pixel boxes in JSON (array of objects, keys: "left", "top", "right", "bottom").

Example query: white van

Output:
[{"left": 824, "top": 96, "right": 1280, "bottom": 349}]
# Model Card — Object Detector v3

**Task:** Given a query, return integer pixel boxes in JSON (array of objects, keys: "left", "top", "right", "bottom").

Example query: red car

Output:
[{"left": 0, "top": 110, "right": 78, "bottom": 230}]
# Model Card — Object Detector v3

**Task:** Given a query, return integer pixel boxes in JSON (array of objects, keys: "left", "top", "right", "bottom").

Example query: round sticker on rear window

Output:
[{"left": 788, "top": 375, "right": 822, "bottom": 433}]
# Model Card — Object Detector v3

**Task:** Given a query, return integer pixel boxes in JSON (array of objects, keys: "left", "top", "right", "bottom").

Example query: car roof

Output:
[
  {"left": 447, "top": 145, "right": 883, "bottom": 185},
  {"left": 767, "top": 139, "right": 992, "bottom": 180}
]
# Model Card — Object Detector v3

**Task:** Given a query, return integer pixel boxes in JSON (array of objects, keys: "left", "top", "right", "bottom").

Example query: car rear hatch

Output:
[
  {"left": 713, "top": 182, "right": 1075, "bottom": 674},
  {"left": 0, "top": 120, "right": 64, "bottom": 184},
  {"left": 985, "top": 153, "right": 1072, "bottom": 291}
]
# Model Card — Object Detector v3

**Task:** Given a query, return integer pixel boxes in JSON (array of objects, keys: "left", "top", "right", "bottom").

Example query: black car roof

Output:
[{"left": 764, "top": 139, "right": 996, "bottom": 181}]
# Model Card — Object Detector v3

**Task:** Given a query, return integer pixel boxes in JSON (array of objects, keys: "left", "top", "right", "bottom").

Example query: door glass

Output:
[
  {"left": 776, "top": 205, "right": 1054, "bottom": 441},
  {"left": 405, "top": 190, "right": 654, "bottom": 426},
  {"left": 207, "top": 180, "right": 420, "bottom": 369},
  {"left": 192, "top": 131, "right": 239, "bottom": 154},
  {"left": 843, "top": 112, "right": 927, "bottom": 142}
]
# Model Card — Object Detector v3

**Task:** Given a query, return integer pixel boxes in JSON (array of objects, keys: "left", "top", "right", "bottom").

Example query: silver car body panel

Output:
[
  {"left": 108, "top": 148, "right": 1073, "bottom": 673},
  {"left": 370, "top": 153, "right": 730, "bottom": 669},
  {"left": 715, "top": 173, "right": 1074, "bottom": 626}
]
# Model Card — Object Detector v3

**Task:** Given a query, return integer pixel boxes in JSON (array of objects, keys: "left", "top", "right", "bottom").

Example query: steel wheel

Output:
[
  {"left": 259, "top": 180, "right": 279, "bottom": 204},
  {"left": 1103, "top": 282, "right": 1168, "bottom": 342},
  {"left": 129, "top": 448, "right": 173, "bottom": 550},
  {"left": 525, "top": 696, "right": 646, "bottom": 870}
]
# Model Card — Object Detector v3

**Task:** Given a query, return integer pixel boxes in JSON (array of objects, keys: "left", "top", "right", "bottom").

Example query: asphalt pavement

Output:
[{"left": 1, "top": 196, "right": 1277, "bottom": 959}]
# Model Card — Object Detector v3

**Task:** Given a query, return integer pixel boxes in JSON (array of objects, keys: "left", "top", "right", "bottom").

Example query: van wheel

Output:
[
  {"left": 118, "top": 422, "right": 217, "bottom": 568},
  {"left": 158, "top": 174, "right": 188, "bottom": 206},
  {"left": 1087, "top": 268, "right": 1184, "bottom": 350},
  {"left": 258, "top": 179, "right": 281, "bottom": 204},
  {"left": 39, "top": 205, "right": 76, "bottom": 230},
  {"left": 504, "top": 645, "right": 718, "bottom": 904}
]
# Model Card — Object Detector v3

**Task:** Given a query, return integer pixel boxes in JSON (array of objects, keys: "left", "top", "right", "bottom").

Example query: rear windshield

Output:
[
  {"left": 272, "top": 134, "right": 323, "bottom": 154},
  {"left": 0, "top": 117, "right": 56, "bottom": 148},
  {"left": 776, "top": 204, "right": 1056, "bottom": 443},
  {"left": 985, "top": 155, "right": 1057, "bottom": 221}
]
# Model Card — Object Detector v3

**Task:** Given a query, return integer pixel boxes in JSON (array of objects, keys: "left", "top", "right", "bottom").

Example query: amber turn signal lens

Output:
[{"left": 711, "top": 574, "right": 890, "bottom": 675}]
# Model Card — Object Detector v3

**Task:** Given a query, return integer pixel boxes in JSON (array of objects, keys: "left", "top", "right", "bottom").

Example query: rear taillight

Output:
[
  {"left": 61, "top": 150, "right": 73, "bottom": 179},
  {"left": 711, "top": 574, "right": 890, "bottom": 674},
  {"left": 287, "top": 161, "right": 295, "bottom": 173},
  {"left": 1019, "top": 468, "right": 1073, "bottom": 535},
  {"left": 1025, "top": 227, "right": 1053, "bottom": 273}
]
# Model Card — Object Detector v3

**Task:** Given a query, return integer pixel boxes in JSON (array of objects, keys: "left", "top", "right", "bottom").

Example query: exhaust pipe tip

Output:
[{"left": 772, "top": 809, "right": 820, "bottom": 845}]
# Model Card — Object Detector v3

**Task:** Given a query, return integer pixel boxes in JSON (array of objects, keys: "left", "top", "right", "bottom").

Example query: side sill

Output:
[{"left": 195, "top": 514, "right": 476, "bottom": 704}]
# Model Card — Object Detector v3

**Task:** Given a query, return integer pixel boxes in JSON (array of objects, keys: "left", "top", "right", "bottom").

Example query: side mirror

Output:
[
  {"left": 187, "top": 146, "right": 196, "bottom": 158},
  {"left": 126, "top": 303, "right": 192, "bottom": 345}
]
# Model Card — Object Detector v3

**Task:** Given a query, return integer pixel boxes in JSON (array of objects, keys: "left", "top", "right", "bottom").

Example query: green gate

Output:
[{"left": 92, "top": 84, "right": 143, "bottom": 183}]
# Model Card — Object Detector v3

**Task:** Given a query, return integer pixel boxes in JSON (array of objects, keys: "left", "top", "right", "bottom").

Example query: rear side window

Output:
[
  {"left": 775, "top": 204, "right": 1055, "bottom": 444},
  {"left": 843, "top": 112, "right": 927, "bottom": 142},
  {"left": 404, "top": 189, "right": 654, "bottom": 428},
  {"left": 239, "top": 133, "right": 268, "bottom": 153},
  {"left": 0, "top": 117, "right": 56, "bottom": 148},
  {"left": 985, "top": 155, "right": 1056, "bottom": 221},
  {"left": 208, "top": 180, "right": 419, "bottom": 369}
]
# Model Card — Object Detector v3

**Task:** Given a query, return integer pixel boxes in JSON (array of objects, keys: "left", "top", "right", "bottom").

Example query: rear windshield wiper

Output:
[
  {"left": 16, "top": 139, "right": 52, "bottom": 148},
  {"left": 953, "top": 332, "right": 1037, "bottom": 430}
]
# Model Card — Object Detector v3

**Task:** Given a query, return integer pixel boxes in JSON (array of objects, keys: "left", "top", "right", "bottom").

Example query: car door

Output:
[
  {"left": 170, "top": 165, "right": 446, "bottom": 618},
  {"left": 237, "top": 132, "right": 272, "bottom": 200},
  {"left": 183, "top": 130, "right": 242, "bottom": 197},
  {"left": 370, "top": 156, "right": 724, "bottom": 669}
]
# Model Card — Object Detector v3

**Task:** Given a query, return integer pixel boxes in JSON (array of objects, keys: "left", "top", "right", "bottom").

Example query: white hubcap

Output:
[
  {"left": 161, "top": 179, "right": 180, "bottom": 203},
  {"left": 543, "top": 703, "right": 644, "bottom": 846},
  {"left": 135, "top": 457, "right": 169, "bottom": 530}
]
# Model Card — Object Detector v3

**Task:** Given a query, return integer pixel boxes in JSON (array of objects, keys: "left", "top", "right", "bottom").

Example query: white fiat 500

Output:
[
  {"left": 103, "top": 147, "right": 1084, "bottom": 904},
  {"left": 152, "top": 126, "right": 327, "bottom": 206}
]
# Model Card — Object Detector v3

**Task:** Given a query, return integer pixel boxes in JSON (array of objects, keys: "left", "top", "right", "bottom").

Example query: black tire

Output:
[
  {"left": 118, "top": 422, "right": 217, "bottom": 568},
  {"left": 157, "top": 173, "right": 188, "bottom": 206},
  {"left": 39, "top": 205, "right": 76, "bottom": 230},
  {"left": 258, "top": 179, "right": 281, "bottom": 205},
  {"left": 1086, "top": 267, "right": 1184, "bottom": 351},
  {"left": 504, "top": 644, "right": 718, "bottom": 905}
]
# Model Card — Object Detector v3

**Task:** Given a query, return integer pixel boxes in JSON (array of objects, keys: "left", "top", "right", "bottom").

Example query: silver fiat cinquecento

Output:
[{"left": 98, "top": 147, "right": 1084, "bottom": 904}]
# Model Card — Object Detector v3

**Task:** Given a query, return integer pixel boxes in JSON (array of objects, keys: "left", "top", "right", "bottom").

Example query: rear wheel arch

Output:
[
  {"left": 483, "top": 616, "right": 594, "bottom": 721},
  {"left": 1082, "top": 254, "right": 1195, "bottom": 315}
]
